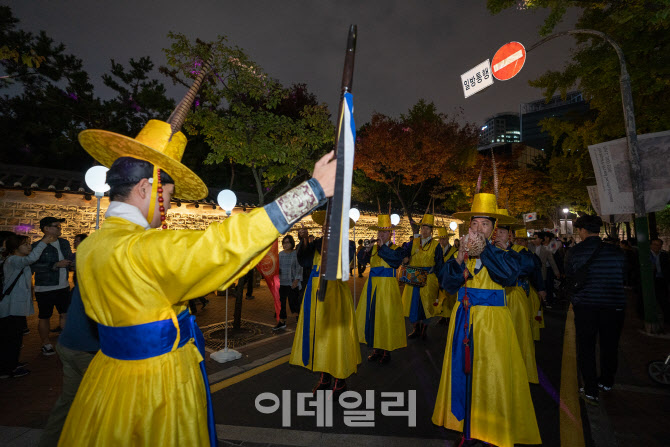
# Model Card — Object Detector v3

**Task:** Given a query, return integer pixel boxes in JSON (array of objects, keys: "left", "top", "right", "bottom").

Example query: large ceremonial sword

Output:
[{"left": 316, "top": 25, "right": 357, "bottom": 302}]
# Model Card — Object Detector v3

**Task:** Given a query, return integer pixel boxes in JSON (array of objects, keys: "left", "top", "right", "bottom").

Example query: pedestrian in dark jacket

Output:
[
  {"left": 564, "top": 214, "right": 626, "bottom": 405},
  {"left": 31, "top": 217, "right": 73, "bottom": 356}
]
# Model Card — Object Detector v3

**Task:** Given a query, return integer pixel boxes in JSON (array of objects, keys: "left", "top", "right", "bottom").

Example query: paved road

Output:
[
  {"left": 211, "top": 298, "right": 573, "bottom": 447},
  {"left": 3, "top": 271, "right": 668, "bottom": 446}
]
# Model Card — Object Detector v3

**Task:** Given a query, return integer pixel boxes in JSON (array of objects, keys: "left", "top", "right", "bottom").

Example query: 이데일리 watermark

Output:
[{"left": 254, "top": 389, "right": 416, "bottom": 428}]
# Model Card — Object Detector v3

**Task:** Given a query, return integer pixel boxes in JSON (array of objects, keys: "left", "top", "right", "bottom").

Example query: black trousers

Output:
[
  {"left": 0, "top": 315, "right": 23, "bottom": 375},
  {"left": 243, "top": 269, "right": 254, "bottom": 297},
  {"left": 573, "top": 306, "right": 625, "bottom": 397},
  {"left": 278, "top": 285, "right": 300, "bottom": 319},
  {"left": 545, "top": 268, "right": 555, "bottom": 303},
  {"left": 357, "top": 263, "right": 366, "bottom": 276},
  {"left": 188, "top": 296, "right": 208, "bottom": 314}
]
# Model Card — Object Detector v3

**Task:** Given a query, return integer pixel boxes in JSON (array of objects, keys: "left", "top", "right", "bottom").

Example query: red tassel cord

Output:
[{"left": 157, "top": 168, "right": 167, "bottom": 230}]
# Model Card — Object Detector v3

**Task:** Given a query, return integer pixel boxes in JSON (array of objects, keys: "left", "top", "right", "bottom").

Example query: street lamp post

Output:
[
  {"left": 562, "top": 208, "right": 569, "bottom": 236},
  {"left": 390, "top": 213, "right": 401, "bottom": 244},
  {"left": 210, "top": 189, "right": 243, "bottom": 364},
  {"left": 528, "top": 29, "right": 658, "bottom": 329},
  {"left": 84, "top": 166, "right": 110, "bottom": 230},
  {"left": 449, "top": 220, "right": 458, "bottom": 242}
]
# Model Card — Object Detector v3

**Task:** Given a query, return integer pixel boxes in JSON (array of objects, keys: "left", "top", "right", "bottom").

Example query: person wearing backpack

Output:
[
  {"left": 564, "top": 214, "right": 626, "bottom": 406},
  {"left": 1, "top": 233, "right": 55, "bottom": 378}
]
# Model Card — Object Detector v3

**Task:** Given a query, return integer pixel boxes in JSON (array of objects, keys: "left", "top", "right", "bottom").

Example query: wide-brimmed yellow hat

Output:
[
  {"left": 369, "top": 214, "right": 395, "bottom": 231},
  {"left": 79, "top": 120, "right": 208, "bottom": 200},
  {"left": 78, "top": 58, "right": 213, "bottom": 201},
  {"left": 311, "top": 210, "right": 355, "bottom": 227},
  {"left": 437, "top": 226, "right": 454, "bottom": 238},
  {"left": 419, "top": 214, "right": 435, "bottom": 228},
  {"left": 452, "top": 193, "right": 516, "bottom": 224},
  {"left": 513, "top": 228, "right": 530, "bottom": 239},
  {"left": 495, "top": 208, "right": 525, "bottom": 230}
]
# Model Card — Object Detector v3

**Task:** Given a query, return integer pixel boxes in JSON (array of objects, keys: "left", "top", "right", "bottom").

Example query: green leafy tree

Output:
[
  {"left": 0, "top": 7, "right": 174, "bottom": 172},
  {"left": 100, "top": 57, "right": 175, "bottom": 136},
  {"left": 162, "top": 34, "right": 333, "bottom": 205},
  {"left": 0, "top": 8, "right": 99, "bottom": 170},
  {"left": 0, "top": 6, "right": 45, "bottom": 81}
]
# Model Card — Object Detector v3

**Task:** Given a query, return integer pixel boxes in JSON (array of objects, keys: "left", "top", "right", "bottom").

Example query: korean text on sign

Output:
[{"left": 460, "top": 59, "right": 494, "bottom": 99}]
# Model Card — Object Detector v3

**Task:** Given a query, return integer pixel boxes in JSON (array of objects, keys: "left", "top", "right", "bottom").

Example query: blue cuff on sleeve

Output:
[
  {"left": 308, "top": 177, "right": 327, "bottom": 205},
  {"left": 264, "top": 179, "right": 327, "bottom": 234}
]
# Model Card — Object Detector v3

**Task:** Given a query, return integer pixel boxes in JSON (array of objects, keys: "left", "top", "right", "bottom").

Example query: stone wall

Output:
[{"left": 0, "top": 190, "right": 462, "bottom": 246}]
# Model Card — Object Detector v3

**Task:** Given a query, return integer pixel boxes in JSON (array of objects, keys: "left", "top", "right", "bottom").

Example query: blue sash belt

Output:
[
  {"left": 98, "top": 310, "right": 217, "bottom": 447},
  {"left": 515, "top": 278, "right": 530, "bottom": 296},
  {"left": 364, "top": 266, "right": 396, "bottom": 347},
  {"left": 301, "top": 265, "right": 320, "bottom": 366},
  {"left": 408, "top": 266, "right": 432, "bottom": 323},
  {"left": 451, "top": 287, "right": 505, "bottom": 422}
]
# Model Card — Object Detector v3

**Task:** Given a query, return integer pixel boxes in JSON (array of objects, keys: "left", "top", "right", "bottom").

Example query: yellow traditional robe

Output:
[
  {"left": 59, "top": 210, "right": 279, "bottom": 447},
  {"left": 355, "top": 244, "right": 407, "bottom": 352},
  {"left": 289, "top": 250, "right": 361, "bottom": 379},
  {"left": 432, "top": 257, "right": 541, "bottom": 447},
  {"left": 401, "top": 237, "right": 441, "bottom": 320},
  {"left": 505, "top": 245, "right": 539, "bottom": 384}
]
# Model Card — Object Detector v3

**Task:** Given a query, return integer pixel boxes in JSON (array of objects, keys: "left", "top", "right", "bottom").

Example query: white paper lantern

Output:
[
  {"left": 217, "top": 189, "right": 237, "bottom": 212},
  {"left": 349, "top": 208, "right": 360, "bottom": 222},
  {"left": 85, "top": 166, "right": 110, "bottom": 193},
  {"left": 390, "top": 214, "right": 400, "bottom": 226}
]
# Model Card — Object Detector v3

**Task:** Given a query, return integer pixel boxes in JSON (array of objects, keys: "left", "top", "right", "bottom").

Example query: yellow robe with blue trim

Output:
[
  {"left": 436, "top": 244, "right": 458, "bottom": 318},
  {"left": 432, "top": 256, "right": 541, "bottom": 447},
  {"left": 59, "top": 210, "right": 279, "bottom": 447},
  {"left": 401, "top": 237, "right": 440, "bottom": 319},
  {"left": 505, "top": 244, "right": 539, "bottom": 384},
  {"left": 355, "top": 244, "right": 406, "bottom": 351},
  {"left": 289, "top": 250, "right": 361, "bottom": 379}
]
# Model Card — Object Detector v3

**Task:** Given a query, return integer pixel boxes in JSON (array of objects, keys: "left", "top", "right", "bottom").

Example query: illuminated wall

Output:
[{"left": 0, "top": 190, "right": 461, "bottom": 246}]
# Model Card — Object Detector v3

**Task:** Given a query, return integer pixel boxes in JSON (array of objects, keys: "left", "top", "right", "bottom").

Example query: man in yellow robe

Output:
[
  {"left": 432, "top": 193, "right": 540, "bottom": 447},
  {"left": 57, "top": 99, "right": 337, "bottom": 445},
  {"left": 401, "top": 213, "right": 443, "bottom": 339},
  {"left": 290, "top": 212, "right": 360, "bottom": 395},
  {"left": 514, "top": 230, "right": 546, "bottom": 339},
  {"left": 355, "top": 214, "right": 407, "bottom": 364},
  {"left": 494, "top": 218, "right": 539, "bottom": 384}
]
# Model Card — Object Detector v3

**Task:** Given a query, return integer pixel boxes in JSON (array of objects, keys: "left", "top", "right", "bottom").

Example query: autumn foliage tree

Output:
[
  {"left": 470, "top": 146, "right": 555, "bottom": 220},
  {"left": 162, "top": 33, "right": 333, "bottom": 205},
  {"left": 355, "top": 100, "right": 479, "bottom": 228}
]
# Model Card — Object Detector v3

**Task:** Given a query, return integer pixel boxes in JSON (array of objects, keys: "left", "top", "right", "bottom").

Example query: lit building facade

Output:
[
  {"left": 479, "top": 112, "right": 520, "bottom": 147},
  {"left": 520, "top": 91, "right": 590, "bottom": 152}
]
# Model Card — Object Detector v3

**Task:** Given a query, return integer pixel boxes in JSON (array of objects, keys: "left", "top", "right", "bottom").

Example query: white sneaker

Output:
[{"left": 41, "top": 344, "right": 56, "bottom": 356}]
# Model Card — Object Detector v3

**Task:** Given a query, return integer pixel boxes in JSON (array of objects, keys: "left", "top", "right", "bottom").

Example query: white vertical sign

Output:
[{"left": 461, "top": 59, "right": 494, "bottom": 98}]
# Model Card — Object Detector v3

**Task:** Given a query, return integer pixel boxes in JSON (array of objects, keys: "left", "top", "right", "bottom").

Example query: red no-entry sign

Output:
[{"left": 491, "top": 41, "right": 526, "bottom": 81}]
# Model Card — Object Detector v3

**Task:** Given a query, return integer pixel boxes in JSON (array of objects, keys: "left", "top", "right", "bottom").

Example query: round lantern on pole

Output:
[
  {"left": 85, "top": 166, "right": 110, "bottom": 230},
  {"left": 210, "top": 189, "right": 242, "bottom": 364}
]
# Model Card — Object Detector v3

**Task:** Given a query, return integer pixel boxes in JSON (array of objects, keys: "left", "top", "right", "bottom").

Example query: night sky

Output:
[{"left": 8, "top": 1, "right": 581, "bottom": 127}]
